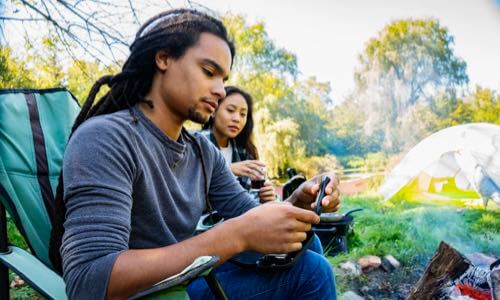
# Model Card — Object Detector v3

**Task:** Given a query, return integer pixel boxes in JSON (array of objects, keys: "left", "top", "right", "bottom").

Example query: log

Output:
[
  {"left": 407, "top": 241, "right": 472, "bottom": 299},
  {"left": 491, "top": 267, "right": 500, "bottom": 300}
]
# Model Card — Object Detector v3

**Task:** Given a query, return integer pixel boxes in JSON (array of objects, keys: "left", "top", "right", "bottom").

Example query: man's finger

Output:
[
  {"left": 286, "top": 206, "right": 320, "bottom": 224},
  {"left": 322, "top": 189, "right": 340, "bottom": 206},
  {"left": 292, "top": 221, "right": 312, "bottom": 232},
  {"left": 325, "top": 175, "right": 340, "bottom": 194},
  {"left": 302, "top": 181, "right": 320, "bottom": 196},
  {"left": 283, "top": 242, "right": 303, "bottom": 253}
]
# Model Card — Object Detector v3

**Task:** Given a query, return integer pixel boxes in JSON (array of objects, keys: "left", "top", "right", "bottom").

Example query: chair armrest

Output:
[
  {"left": 129, "top": 255, "right": 219, "bottom": 300},
  {"left": 0, "top": 246, "right": 67, "bottom": 300}
]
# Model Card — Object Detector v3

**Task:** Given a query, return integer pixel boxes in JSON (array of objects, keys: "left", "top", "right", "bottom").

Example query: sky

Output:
[
  {"left": 1, "top": 0, "right": 499, "bottom": 104},
  {"left": 184, "top": 0, "right": 500, "bottom": 104}
]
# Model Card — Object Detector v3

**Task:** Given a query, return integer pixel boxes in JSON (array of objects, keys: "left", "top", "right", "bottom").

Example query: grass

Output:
[
  {"left": 328, "top": 193, "right": 500, "bottom": 294},
  {"left": 7, "top": 214, "right": 44, "bottom": 299},
  {"left": 6, "top": 193, "right": 500, "bottom": 298}
]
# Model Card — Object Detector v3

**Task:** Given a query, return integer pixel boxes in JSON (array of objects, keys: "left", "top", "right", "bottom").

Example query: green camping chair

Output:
[{"left": 0, "top": 88, "right": 227, "bottom": 299}]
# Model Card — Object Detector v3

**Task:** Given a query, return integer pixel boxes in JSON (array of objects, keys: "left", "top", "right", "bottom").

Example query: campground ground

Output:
[
  {"left": 7, "top": 192, "right": 500, "bottom": 299},
  {"left": 330, "top": 193, "right": 499, "bottom": 298}
]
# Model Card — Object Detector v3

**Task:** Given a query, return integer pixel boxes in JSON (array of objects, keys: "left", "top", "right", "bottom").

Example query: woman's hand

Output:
[
  {"left": 230, "top": 160, "right": 266, "bottom": 179},
  {"left": 259, "top": 180, "right": 276, "bottom": 203}
]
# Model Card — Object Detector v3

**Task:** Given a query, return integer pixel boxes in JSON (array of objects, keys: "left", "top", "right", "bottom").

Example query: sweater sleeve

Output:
[
  {"left": 60, "top": 119, "right": 136, "bottom": 300},
  {"left": 196, "top": 134, "right": 259, "bottom": 218}
]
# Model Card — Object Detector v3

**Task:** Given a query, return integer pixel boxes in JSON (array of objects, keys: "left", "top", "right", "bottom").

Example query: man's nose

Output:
[{"left": 212, "top": 80, "right": 226, "bottom": 100}]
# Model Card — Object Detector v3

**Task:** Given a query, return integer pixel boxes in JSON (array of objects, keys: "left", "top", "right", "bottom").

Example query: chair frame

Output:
[{"left": 0, "top": 88, "right": 228, "bottom": 300}]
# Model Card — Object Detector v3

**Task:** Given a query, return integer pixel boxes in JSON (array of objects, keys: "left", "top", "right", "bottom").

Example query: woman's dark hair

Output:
[
  {"left": 203, "top": 86, "right": 258, "bottom": 159},
  {"left": 49, "top": 8, "right": 235, "bottom": 272}
]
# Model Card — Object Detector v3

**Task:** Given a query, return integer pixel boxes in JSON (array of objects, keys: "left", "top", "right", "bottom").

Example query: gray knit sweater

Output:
[{"left": 60, "top": 106, "right": 258, "bottom": 299}]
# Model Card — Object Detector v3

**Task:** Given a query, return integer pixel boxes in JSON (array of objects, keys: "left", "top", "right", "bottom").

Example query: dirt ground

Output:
[
  {"left": 335, "top": 264, "right": 426, "bottom": 299},
  {"left": 338, "top": 178, "right": 370, "bottom": 195}
]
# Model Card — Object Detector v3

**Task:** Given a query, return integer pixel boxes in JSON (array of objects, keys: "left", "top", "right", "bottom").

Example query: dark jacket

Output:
[{"left": 200, "top": 129, "right": 254, "bottom": 190}]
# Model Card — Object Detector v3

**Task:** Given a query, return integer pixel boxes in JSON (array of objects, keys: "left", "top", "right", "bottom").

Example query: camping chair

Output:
[{"left": 0, "top": 88, "right": 227, "bottom": 299}]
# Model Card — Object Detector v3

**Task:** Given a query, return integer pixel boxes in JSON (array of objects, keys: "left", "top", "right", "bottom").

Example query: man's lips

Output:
[{"left": 202, "top": 99, "right": 218, "bottom": 112}]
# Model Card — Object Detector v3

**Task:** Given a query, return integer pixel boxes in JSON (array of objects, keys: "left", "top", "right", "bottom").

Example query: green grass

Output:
[
  {"left": 328, "top": 193, "right": 500, "bottom": 294},
  {"left": 6, "top": 194, "right": 500, "bottom": 298},
  {"left": 7, "top": 214, "right": 44, "bottom": 299}
]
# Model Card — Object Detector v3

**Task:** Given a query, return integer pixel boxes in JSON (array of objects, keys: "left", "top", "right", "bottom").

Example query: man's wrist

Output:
[{"left": 222, "top": 217, "right": 248, "bottom": 253}]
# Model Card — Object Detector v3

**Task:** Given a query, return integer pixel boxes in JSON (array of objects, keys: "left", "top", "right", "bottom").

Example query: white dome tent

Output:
[{"left": 379, "top": 123, "right": 500, "bottom": 208}]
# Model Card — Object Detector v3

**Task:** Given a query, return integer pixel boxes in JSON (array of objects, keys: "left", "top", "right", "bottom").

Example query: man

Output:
[{"left": 51, "top": 9, "right": 341, "bottom": 299}]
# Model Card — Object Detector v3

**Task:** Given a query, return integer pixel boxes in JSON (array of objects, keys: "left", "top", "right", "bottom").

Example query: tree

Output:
[
  {"left": 67, "top": 59, "right": 118, "bottom": 103},
  {"left": 223, "top": 14, "right": 298, "bottom": 109},
  {"left": 0, "top": 46, "right": 34, "bottom": 88},
  {"left": 354, "top": 18, "right": 468, "bottom": 152},
  {"left": 223, "top": 14, "right": 334, "bottom": 174},
  {"left": 254, "top": 108, "right": 305, "bottom": 178},
  {"left": 1, "top": 0, "right": 177, "bottom": 66},
  {"left": 450, "top": 86, "right": 500, "bottom": 125},
  {"left": 329, "top": 96, "right": 384, "bottom": 156}
]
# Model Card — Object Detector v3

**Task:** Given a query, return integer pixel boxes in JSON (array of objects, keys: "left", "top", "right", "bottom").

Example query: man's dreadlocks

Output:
[{"left": 49, "top": 8, "right": 235, "bottom": 272}]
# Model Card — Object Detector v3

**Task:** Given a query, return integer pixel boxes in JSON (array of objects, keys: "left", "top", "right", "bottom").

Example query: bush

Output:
[{"left": 294, "top": 154, "right": 342, "bottom": 179}]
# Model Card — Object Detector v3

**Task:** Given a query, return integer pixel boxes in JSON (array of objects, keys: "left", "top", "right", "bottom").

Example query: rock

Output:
[
  {"left": 466, "top": 252, "right": 497, "bottom": 268},
  {"left": 10, "top": 276, "right": 25, "bottom": 288},
  {"left": 358, "top": 255, "right": 381, "bottom": 272},
  {"left": 339, "top": 260, "right": 362, "bottom": 276},
  {"left": 340, "top": 291, "right": 365, "bottom": 300},
  {"left": 360, "top": 286, "right": 370, "bottom": 295},
  {"left": 381, "top": 254, "right": 401, "bottom": 272}
]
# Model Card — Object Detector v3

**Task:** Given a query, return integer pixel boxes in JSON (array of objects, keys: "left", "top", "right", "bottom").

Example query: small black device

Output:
[
  {"left": 314, "top": 176, "right": 331, "bottom": 215},
  {"left": 255, "top": 231, "right": 315, "bottom": 269},
  {"left": 255, "top": 176, "right": 331, "bottom": 269}
]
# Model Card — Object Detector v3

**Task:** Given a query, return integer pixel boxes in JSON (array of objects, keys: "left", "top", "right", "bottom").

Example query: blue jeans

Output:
[{"left": 187, "top": 235, "right": 336, "bottom": 300}]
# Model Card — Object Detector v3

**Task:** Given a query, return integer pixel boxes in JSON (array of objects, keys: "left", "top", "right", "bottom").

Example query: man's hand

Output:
[
  {"left": 234, "top": 202, "right": 320, "bottom": 254},
  {"left": 259, "top": 180, "right": 276, "bottom": 203},
  {"left": 287, "top": 172, "right": 341, "bottom": 213},
  {"left": 230, "top": 160, "right": 266, "bottom": 179}
]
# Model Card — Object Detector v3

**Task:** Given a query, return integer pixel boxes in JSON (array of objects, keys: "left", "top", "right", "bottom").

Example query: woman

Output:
[{"left": 202, "top": 86, "right": 276, "bottom": 202}]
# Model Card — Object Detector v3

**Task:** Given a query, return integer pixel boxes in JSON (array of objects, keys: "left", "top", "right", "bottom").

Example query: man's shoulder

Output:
[
  {"left": 75, "top": 110, "right": 133, "bottom": 135},
  {"left": 198, "top": 129, "right": 214, "bottom": 141},
  {"left": 69, "top": 110, "right": 137, "bottom": 150},
  {"left": 187, "top": 131, "right": 223, "bottom": 160},
  {"left": 190, "top": 131, "right": 215, "bottom": 149}
]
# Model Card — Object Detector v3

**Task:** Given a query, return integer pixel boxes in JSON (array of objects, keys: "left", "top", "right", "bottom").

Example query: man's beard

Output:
[{"left": 188, "top": 106, "right": 209, "bottom": 124}]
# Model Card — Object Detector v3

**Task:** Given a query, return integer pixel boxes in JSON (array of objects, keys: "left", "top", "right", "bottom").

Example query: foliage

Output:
[
  {"left": 223, "top": 14, "right": 335, "bottom": 175},
  {"left": 330, "top": 193, "right": 500, "bottom": 294},
  {"left": 294, "top": 154, "right": 341, "bottom": 179},
  {"left": 7, "top": 214, "right": 44, "bottom": 299},
  {"left": 67, "top": 60, "right": 117, "bottom": 104},
  {"left": 254, "top": 108, "right": 305, "bottom": 178},
  {"left": 328, "top": 96, "right": 384, "bottom": 156},
  {"left": 0, "top": 47, "right": 34, "bottom": 88},
  {"left": 352, "top": 18, "right": 469, "bottom": 153},
  {"left": 338, "top": 152, "right": 390, "bottom": 172},
  {"left": 2, "top": 14, "right": 499, "bottom": 173},
  {"left": 330, "top": 194, "right": 500, "bottom": 265}
]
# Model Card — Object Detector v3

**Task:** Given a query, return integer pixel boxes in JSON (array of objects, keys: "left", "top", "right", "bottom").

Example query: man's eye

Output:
[{"left": 203, "top": 68, "right": 214, "bottom": 77}]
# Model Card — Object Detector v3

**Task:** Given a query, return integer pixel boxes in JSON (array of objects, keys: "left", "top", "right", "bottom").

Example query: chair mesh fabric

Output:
[{"left": 0, "top": 88, "right": 80, "bottom": 268}]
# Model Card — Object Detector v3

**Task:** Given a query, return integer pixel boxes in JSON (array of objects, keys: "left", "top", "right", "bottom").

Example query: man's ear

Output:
[{"left": 155, "top": 50, "right": 170, "bottom": 72}]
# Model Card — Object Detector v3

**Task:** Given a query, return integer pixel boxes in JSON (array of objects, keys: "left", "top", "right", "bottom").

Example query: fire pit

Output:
[{"left": 408, "top": 241, "right": 499, "bottom": 299}]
